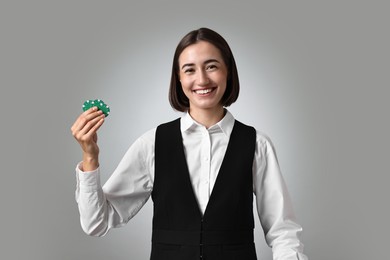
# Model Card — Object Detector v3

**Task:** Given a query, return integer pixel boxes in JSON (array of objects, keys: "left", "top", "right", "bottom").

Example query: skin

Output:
[
  {"left": 71, "top": 107, "right": 104, "bottom": 171},
  {"left": 178, "top": 41, "right": 228, "bottom": 128},
  {"left": 71, "top": 40, "right": 229, "bottom": 171}
]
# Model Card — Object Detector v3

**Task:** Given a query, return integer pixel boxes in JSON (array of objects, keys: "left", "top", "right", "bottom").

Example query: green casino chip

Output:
[{"left": 82, "top": 99, "right": 110, "bottom": 117}]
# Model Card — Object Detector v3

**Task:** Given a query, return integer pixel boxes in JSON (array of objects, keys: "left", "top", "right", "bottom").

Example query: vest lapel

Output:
[
  {"left": 174, "top": 121, "right": 204, "bottom": 219},
  {"left": 176, "top": 119, "right": 240, "bottom": 219},
  {"left": 203, "top": 120, "right": 237, "bottom": 218}
]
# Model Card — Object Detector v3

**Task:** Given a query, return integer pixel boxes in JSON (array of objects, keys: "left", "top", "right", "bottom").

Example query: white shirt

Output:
[{"left": 75, "top": 110, "right": 308, "bottom": 260}]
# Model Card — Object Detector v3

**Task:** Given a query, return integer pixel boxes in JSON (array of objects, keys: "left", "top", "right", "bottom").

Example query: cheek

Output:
[
  {"left": 218, "top": 76, "right": 228, "bottom": 90},
  {"left": 180, "top": 78, "right": 192, "bottom": 90}
]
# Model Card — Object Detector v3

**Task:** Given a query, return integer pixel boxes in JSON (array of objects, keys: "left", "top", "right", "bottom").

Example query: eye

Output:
[
  {"left": 206, "top": 64, "right": 218, "bottom": 71},
  {"left": 184, "top": 68, "right": 195, "bottom": 74}
]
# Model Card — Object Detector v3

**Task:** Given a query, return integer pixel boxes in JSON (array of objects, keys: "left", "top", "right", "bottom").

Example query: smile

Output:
[{"left": 193, "top": 88, "right": 215, "bottom": 95}]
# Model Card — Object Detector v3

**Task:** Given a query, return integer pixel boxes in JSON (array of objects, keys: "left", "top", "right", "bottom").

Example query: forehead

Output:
[{"left": 178, "top": 41, "right": 224, "bottom": 65}]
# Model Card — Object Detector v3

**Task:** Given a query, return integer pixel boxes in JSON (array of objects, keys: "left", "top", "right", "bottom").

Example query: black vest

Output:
[{"left": 151, "top": 118, "right": 257, "bottom": 260}]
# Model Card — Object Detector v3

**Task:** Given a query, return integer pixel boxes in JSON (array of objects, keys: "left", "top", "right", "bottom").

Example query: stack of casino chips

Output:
[{"left": 82, "top": 99, "right": 110, "bottom": 117}]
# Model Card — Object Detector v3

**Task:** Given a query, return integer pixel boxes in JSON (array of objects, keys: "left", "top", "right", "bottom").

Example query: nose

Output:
[{"left": 197, "top": 70, "right": 210, "bottom": 86}]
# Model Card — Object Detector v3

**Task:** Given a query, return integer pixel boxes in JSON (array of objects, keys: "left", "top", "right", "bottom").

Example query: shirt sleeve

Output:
[
  {"left": 75, "top": 129, "right": 155, "bottom": 237},
  {"left": 253, "top": 133, "right": 308, "bottom": 260}
]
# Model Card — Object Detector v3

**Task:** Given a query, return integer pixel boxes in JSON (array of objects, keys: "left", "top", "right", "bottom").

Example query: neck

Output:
[{"left": 188, "top": 106, "right": 225, "bottom": 128}]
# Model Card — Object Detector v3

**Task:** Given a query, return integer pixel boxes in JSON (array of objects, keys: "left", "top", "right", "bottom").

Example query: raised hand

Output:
[{"left": 71, "top": 107, "right": 105, "bottom": 171}]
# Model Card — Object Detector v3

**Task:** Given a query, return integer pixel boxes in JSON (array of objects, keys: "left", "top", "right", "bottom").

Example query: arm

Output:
[
  {"left": 75, "top": 133, "right": 154, "bottom": 236},
  {"left": 253, "top": 133, "right": 308, "bottom": 260},
  {"left": 71, "top": 108, "right": 155, "bottom": 236}
]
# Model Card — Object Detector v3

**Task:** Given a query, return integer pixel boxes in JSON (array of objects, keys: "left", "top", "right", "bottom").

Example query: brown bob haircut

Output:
[{"left": 169, "top": 27, "right": 240, "bottom": 112}]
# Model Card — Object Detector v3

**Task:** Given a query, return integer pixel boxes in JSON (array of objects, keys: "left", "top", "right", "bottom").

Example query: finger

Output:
[
  {"left": 86, "top": 117, "right": 105, "bottom": 138},
  {"left": 85, "top": 106, "right": 104, "bottom": 116},
  {"left": 71, "top": 108, "right": 103, "bottom": 134},
  {"left": 71, "top": 107, "right": 97, "bottom": 131},
  {"left": 79, "top": 117, "right": 104, "bottom": 144},
  {"left": 71, "top": 111, "right": 103, "bottom": 139},
  {"left": 76, "top": 114, "right": 105, "bottom": 139}
]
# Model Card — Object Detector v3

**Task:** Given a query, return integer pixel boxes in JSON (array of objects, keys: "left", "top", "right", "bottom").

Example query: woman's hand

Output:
[{"left": 71, "top": 107, "right": 105, "bottom": 171}]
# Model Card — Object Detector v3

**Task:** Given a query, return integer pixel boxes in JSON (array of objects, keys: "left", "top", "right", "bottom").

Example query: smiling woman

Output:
[
  {"left": 71, "top": 27, "right": 308, "bottom": 260},
  {"left": 178, "top": 41, "right": 228, "bottom": 127},
  {"left": 169, "top": 28, "right": 240, "bottom": 114}
]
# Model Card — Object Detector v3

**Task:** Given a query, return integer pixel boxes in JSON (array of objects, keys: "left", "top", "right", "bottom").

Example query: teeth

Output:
[{"left": 195, "top": 89, "right": 212, "bottom": 94}]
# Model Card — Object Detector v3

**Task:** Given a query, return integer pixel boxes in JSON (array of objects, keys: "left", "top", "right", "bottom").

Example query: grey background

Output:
[{"left": 1, "top": 0, "right": 389, "bottom": 259}]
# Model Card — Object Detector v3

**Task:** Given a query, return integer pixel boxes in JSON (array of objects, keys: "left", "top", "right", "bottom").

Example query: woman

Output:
[{"left": 71, "top": 27, "right": 308, "bottom": 260}]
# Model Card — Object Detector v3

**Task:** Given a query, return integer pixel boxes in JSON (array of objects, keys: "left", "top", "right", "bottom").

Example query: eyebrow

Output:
[{"left": 181, "top": 59, "right": 221, "bottom": 70}]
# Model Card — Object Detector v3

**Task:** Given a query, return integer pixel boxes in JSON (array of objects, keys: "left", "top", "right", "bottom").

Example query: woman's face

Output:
[{"left": 178, "top": 41, "right": 228, "bottom": 113}]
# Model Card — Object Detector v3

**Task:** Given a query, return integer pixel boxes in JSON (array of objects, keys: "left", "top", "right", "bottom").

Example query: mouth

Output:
[{"left": 193, "top": 88, "right": 216, "bottom": 95}]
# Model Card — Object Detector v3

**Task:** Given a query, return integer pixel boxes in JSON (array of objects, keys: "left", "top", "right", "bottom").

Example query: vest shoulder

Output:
[
  {"left": 234, "top": 119, "right": 255, "bottom": 129},
  {"left": 233, "top": 120, "right": 256, "bottom": 136},
  {"left": 156, "top": 118, "right": 181, "bottom": 130}
]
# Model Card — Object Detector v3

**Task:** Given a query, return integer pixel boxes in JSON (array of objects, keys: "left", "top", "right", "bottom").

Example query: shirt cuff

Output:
[{"left": 75, "top": 162, "right": 101, "bottom": 192}]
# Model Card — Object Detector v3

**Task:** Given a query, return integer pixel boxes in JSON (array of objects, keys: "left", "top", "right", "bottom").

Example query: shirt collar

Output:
[{"left": 180, "top": 109, "right": 235, "bottom": 137}]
